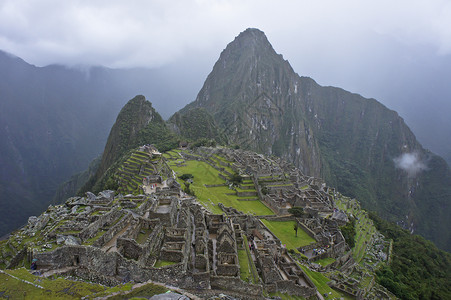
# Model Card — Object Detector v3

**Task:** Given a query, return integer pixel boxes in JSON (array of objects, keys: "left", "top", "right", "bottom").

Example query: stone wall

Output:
[
  {"left": 275, "top": 280, "right": 316, "bottom": 298},
  {"left": 234, "top": 190, "right": 256, "bottom": 198},
  {"left": 35, "top": 246, "right": 119, "bottom": 276},
  {"left": 160, "top": 242, "right": 185, "bottom": 262},
  {"left": 138, "top": 225, "right": 164, "bottom": 266},
  {"left": 117, "top": 238, "right": 142, "bottom": 260},
  {"left": 210, "top": 276, "right": 263, "bottom": 297},
  {"left": 93, "top": 213, "right": 132, "bottom": 248},
  {"left": 298, "top": 220, "right": 317, "bottom": 240},
  {"left": 6, "top": 247, "right": 27, "bottom": 269},
  {"left": 79, "top": 209, "right": 122, "bottom": 241}
]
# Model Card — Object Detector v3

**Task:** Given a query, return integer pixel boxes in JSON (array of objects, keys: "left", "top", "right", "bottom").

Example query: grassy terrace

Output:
[
  {"left": 0, "top": 268, "right": 168, "bottom": 299},
  {"left": 238, "top": 249, "right": 252, "bottom": 282},
  {"left": 238, "top": 235, "right": 259, "bottom": 284},
  {"left": 335, "top": 196, "right": 378, "bottom": 263},
  {"left": 83, "top": 230, "right": 106, "bottom": 245},
  {"left": 211, "top": 156, "right": 235, "bottom": 174},
  {"left": 261, "top": 220, "right": 315, "bottom": 251},
  {"left": 315, "top": 257, "right": 336, "bottom": 267},
  {"left": 298, "top": 264, "right": 354, "bottom": 299},
  {"left": 169, "top": 159, "right": 274, "bottom": 215}
]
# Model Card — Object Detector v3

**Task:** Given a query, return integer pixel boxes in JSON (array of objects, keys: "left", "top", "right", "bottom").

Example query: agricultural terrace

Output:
[
  {"left": 0, "top": 268, "right": 168, "bottom": 299},
  {"left": 335, "top": 196, "right": 379, "bottom": 263},
  {"left": 298, "top": 264, "right": 354, "bottom": 300},
  {"left": 261, "top": 220, "right": 315, "bottom": 251},
  {"left": 167, "top": 153, "right": 274, "bottom": 216},
  {"left": 315, "top": 257, "right": 336, "bottom": 267}
]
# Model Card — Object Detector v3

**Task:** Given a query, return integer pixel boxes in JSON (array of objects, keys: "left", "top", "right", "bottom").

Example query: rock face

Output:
[
  {"left": 181, "top": 28, "right": 322, "bottom": 178},
  {"left": 177, "top": 28, "right": 451, "bottom": 250}
]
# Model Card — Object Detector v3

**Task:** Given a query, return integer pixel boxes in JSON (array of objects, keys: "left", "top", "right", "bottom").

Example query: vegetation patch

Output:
[
  {"left": 1, "top": 268, "right": 105, "bottom": 299},
  {"left": 154, "top": 260, "right": 177, "bottom": 268},
  {"left": 135, "top": 228, "right": 152, "bottom": 244},
  {"left": 238, "top": 249, "right": 252, "bottom": 282},
  {"left": 297, "top": 264, "right": 353, "bottom": 299},
  {"left": 261, "top": 220, "right": 315, "bottom": 251},
  {"left": 315, "top": 257, "right": 336, "bottom": 267},
  {"left": 171, "top": 159, "right": 273, "bottom": 215},
  {"left": 370, "top": 212, "right": 451, "bottom": 300}
]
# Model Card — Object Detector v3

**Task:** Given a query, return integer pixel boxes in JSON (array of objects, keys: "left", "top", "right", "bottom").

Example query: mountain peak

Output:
[
  {"left": 222, "top": 28, "right": 274, "bottom": 58},
  {"left": 236, "top": 28, "right": 267, "bottom": 42}
]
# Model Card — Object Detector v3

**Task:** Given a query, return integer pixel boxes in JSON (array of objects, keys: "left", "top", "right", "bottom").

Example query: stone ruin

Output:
[{"left": 2, "top": 145, "right": 392, "bottom": 299}]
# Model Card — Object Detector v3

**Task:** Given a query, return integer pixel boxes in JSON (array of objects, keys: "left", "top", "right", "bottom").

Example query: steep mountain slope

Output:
[
  {"left": 0, "top": 50, "right": 196, "bottom": 237},
  {"left": 0, "top": 51, "right": 117, "bottom": 236},
  {"left": 80, "top": 95, "right": 178, "bottom": 193},
  {"left": 168, "top": 108, "right": 228, "bottom": 144},
  {"left": 178, "top": 28, "right": 451, "bottom": 250}
]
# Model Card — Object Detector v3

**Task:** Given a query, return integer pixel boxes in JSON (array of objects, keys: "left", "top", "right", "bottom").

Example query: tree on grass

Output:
[
  {"left": 294, "top": 222, "right": 299, "bottom": 237},
  {"left": 178, "top": 173, "right": 194, "bottom": 181},
  {"left": 183, "top": 182, "right": 195, "bottom": 196}
]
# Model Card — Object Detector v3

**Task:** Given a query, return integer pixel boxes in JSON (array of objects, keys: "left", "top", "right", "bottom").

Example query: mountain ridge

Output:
[{"left": 175, "top": 28, "right": 451, "bottom": 250}]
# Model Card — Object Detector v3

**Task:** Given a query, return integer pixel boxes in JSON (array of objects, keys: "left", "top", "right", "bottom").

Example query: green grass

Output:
[
  {"left": 298, "top": 265, "right": 354, "bottom": 299},
  {"left": 83, "top": 230, "right": 106, "bottom": 245},
  {"left": 211, "top": 156, "right": 235, "bottom": 174},
  {"left": 261, "top": 220, "right": 315, "bottom": 250},
  {"left": 213, "top": 154, "right": 234, "bottom": 164},
  {"left": 171, "top": 160, "right": 224, "bottom": 185},
  {"left": 171, "top": 160, "right": 273, "bottom": 215},
  {"left": 242, "top": 235, "right": 259, "bottom": 284},
  {"left": 238, "top": 249, "right": 252, "bottom": 282},
  {"left": 153, "top": 260, "right": 177, "bottom": 268},
  {"left": 197, "top": 186, "right": 273, "bottom": 215},
  {"left": 135, "top": 228, "right": 152, "bottom": 244},
  {"left": 335, "top": 196, "right": 377, "bottom": 263},
  {"left": 315, "top": 257, "right": 336, "bottom": 267},
  {"left": 1, "top": 268, "right": 105, "bottom": 299}
]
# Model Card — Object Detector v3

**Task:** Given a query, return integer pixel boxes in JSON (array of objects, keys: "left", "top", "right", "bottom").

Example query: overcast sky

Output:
[{"left": 1, "top": 0, "right": 451, "bottom": 159}]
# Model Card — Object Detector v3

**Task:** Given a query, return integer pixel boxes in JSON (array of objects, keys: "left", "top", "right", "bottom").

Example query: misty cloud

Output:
[
  {"left": 1, "top": 1, "right": 451, "bottom": 161},
  {"left": 393, "top": 152, "right": 427, "bottom": 177}
]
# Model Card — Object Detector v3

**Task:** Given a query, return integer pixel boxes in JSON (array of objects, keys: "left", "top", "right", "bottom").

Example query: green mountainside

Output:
[
  {"left": 177, "top": 28, "right": 451, "bottom": 251},
  {"left": 80, "top": 95, "right": 178, "bottom": 194},
  {"left": 168, "top": 108, "right": 228, "bottom": 145}
]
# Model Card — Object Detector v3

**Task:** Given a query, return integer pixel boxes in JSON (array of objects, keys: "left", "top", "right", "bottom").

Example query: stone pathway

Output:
[
  {"left": 41, "top": 266, "right": 76, "bottom": 278},
  {"left": 102, "top": 222, "right": 132, "bottom": 253}
]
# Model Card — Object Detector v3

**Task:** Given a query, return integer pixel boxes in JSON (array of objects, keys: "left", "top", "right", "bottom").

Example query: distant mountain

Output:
[
  {"left": 177, "top": 28, "right": 451, "bottom": 250},
  {"left": 0, "top": 51, "right": 196, "bottom": 237}
]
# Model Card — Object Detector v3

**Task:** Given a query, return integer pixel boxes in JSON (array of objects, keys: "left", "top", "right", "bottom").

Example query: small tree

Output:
[
  {"left": 179, "top": 173, "right": 194, "bottom": 181},
  {"left": 288, "top": 207, "right": 304, "bottom": 218},
  {"left": 230, "top": 173, "right": 243, "bottom": 185},
  {"left": 293, "top": 222, "right": 299, "bottom": 237}
]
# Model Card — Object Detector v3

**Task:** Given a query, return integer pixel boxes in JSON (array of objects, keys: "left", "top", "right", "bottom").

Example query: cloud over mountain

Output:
[{"left": 394, "top": 152, "right": 427, "bottom": 177}]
